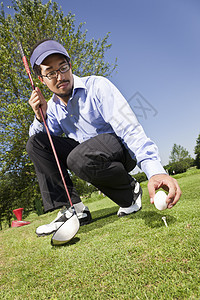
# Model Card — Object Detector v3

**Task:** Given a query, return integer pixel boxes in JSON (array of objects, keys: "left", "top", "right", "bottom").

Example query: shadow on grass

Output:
[
  {"left": 50, "top": 208, "right": 177, "bottom": 247},
  {"left": 79, "top": 206, "right": 177, "bottom": 234},
  {"left": 131, "top": 210, "right": 177, "bottom": 228},
  {"left": 51, "top": 237, "right": 81, "bottom": 248},
  {"left": 79, "top": 206, "right": 120, "bottom": 234}
]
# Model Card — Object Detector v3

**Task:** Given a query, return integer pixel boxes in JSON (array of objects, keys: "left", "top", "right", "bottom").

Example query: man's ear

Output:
[{"left": 38, "top": 76, "right": 46, "bottom": 85}]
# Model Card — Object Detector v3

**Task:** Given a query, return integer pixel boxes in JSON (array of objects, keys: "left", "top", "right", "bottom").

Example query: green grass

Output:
[{"left": 1, "top": 168, "right": 200, "bottom": 299}]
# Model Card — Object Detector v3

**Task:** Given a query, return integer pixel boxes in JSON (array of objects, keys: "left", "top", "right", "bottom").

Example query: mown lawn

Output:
[{"left": 0, "top": 168, "right": 200, "bottom": 299}]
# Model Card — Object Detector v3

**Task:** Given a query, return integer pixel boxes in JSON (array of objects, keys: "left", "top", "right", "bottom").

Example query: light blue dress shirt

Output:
[{"left": 29, "top": 74, "right": 166, "bottom": 179}]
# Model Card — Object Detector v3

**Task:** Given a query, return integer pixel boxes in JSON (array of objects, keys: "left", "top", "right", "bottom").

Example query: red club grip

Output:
[
  {"left": 22, "top": 56, "right": 35, "bottom": 90},
  {"left": 22, "top": 56, "right": 31, "bottom": 74}
]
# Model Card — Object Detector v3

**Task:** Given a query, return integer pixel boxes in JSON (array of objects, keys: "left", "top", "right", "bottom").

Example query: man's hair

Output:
[{"left": 30, "top": 39, "right": 70, "bottom": 76}]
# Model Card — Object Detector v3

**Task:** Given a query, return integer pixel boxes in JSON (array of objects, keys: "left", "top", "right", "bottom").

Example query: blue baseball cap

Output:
[{"left": 30, "top": 40, "right": 70, "bottom": 68}]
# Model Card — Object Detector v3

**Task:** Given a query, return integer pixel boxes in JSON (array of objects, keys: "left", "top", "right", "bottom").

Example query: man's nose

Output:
[{"left": 56, "top": 71, "right": 65, "bottom": 80}]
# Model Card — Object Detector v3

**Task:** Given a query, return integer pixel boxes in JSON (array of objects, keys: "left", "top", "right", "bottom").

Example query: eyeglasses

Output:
[{"left": 41, "top": 63, "right": 70, "bottom": 80}]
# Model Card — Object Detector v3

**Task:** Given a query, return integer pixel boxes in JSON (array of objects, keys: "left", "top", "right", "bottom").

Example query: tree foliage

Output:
[
  {"left": 133, "top": 172, "right": 147, "bottom": 183},
  {"left": 71, "top": 173, "right": 98, "bottom": 197},
  {"left": 169, "top": 144, "right": 191, "bottom": 164},
  {"left": 165, "top": 158, "right": 194, "bottom": 175},
  {"left": 166, "top": 143, "right": 193, "bottom": 175},
  {"left": 194, "top": 133, "right": 200, "bottom": 169},
  {"left": 0, "top": 0, "right": 117, "bottom": 226}
]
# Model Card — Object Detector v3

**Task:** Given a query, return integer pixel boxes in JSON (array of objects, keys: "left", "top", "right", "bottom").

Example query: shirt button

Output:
[{"left": 70, "top": 114, "right": 73, "bottom": 117}]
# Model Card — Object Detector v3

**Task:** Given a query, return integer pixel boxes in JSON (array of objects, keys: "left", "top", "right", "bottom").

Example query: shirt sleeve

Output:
[
  {"left": 95, "top": 77, "right": 166, "bottom": 179},
  {"left": 29, "top": 117, "right": 45, "bottom": 136}
]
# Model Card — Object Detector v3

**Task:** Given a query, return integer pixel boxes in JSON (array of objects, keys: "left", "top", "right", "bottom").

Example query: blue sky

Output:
[{"left": 4, "top": 0, "right": 200, "bottom": 165}]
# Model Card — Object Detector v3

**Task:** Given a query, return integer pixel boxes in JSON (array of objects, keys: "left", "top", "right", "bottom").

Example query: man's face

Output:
[{"left": 39, "top": 53, "right": 74, "bottom": 103}]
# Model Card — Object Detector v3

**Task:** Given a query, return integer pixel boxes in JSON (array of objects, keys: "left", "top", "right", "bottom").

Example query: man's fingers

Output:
[
  {"left": 148, "top": 181, "right": 156, "bottom": 203},
  {"left": 148, "top": 174, "right": 182, "bottom": 208},
  {"left": 166, "top": 179, "right": 182, "bottom": 208},
  {"left": 35, "top": 86, "right": 42, "bottom": 97},
  {"left": 148, "top": 177, "right": 165, "bottom": 200}
]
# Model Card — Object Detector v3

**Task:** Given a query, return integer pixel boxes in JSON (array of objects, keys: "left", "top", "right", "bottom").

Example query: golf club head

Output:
[{"left": 51, "top": 212, "right": 80, "bottom": 246}]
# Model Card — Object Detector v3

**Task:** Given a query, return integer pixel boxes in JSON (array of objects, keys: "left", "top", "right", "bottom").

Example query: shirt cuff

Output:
[
  {"left": 34, "top": 116, "right": 45, "bottom": 128},
  {"left": 29, "top": 117, "right": 45, "bottom": 136},
  {"left": 140, "top": 159, "right": 167, "bottom": 179}
]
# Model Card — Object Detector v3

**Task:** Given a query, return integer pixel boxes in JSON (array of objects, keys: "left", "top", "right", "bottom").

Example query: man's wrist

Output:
[{"left": 36, "top": 116, "right": 43, "bottom": 123}]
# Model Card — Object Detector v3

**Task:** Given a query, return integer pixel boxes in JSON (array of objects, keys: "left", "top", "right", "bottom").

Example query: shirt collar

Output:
[{"left": 73, "top": 74, "right": 86, "bottom": 91}]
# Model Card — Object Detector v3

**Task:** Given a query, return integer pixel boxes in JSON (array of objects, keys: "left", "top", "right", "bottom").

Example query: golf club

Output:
[{"left": 17, "top": 41, "right": 80, "bottom": 245}]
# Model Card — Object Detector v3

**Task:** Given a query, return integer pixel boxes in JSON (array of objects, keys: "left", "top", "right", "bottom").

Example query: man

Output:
[{"left": 27, "top": 39, "right": 181, "bottom": 236}]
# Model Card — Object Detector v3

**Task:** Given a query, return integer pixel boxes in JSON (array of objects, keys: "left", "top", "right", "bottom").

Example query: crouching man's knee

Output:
[
  {"left": 26, "top": 135, "right": 35, "bottom": 156},
  {"left": 67, "top": 147, "right": 90, "bottom": 181},
  {"left": 26, "top": 132, "right": 49, "bottom": 157},
  {"left": 67, "top": 142, "right": 105, "bottom": 182}
]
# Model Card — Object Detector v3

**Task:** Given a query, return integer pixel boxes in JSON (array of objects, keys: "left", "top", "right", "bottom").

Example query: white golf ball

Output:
[{"left": 154, "top": 191, "right": 168, "bottom": 210}]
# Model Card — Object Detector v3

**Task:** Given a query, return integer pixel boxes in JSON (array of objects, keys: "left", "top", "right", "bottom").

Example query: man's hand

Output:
[
  {"left": 148, "top": 174, "right": 181, "bottom": 208},
  {"left": 29, "top": 87, "right": 47, "bottom": 122}
]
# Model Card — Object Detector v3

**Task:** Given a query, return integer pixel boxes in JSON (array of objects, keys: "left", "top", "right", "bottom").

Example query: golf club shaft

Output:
[{"left": 18, "top": 41, "right": 73, "bottom": 208}]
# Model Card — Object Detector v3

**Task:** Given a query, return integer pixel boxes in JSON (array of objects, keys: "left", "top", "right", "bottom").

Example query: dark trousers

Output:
[{"left": 26, "top": 132, "right": 137, "bottom": 212}]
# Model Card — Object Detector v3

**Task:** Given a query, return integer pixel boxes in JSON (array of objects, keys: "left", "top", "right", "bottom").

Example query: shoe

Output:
[
  {"left": 36, "top": 206, "right": 92, "bottom": 237},
  {"left": 76, "top": 206, "right": 92, "bottom": 226},
  {"left": 117, "top": 180, "right": 142, "bottom": 217}
]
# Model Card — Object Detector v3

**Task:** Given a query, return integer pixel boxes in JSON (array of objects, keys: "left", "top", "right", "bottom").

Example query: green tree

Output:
[
  {"left": 166, "top": 144, "right": 193, "bottom": 175},
  {"left": 194, "top": 134, "right": 200, "bottom": 169},
  {"left": 169, "top": 144, "right": 191, "bottom": 163},
  {"left": 0, "top": 0, "right": 117, "bottom": 223},
  {"left": 165, "top": 158, "right": 194, "bottom": 175},
  {"left": 133, "top": 172, "right": 147, "bottom": 183}
]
